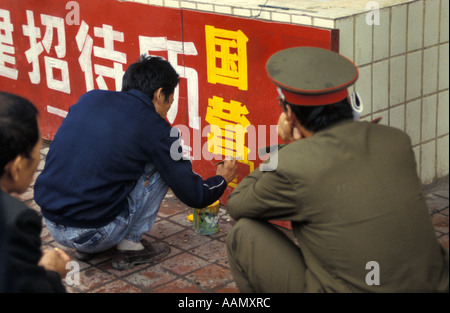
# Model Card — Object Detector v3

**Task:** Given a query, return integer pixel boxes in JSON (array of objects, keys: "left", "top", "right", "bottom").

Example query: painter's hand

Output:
[
  {"left": 38, "top": 248, "right": 71, "bottom": 278},
  {"left": 216, "top": 159, "right": 238, "bottom": 183},
  {"left": 277, "top": 112, "right": 302, "bottom": 142}
]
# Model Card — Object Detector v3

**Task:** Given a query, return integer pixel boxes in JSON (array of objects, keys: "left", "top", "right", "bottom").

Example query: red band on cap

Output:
[{"left": 283, "top": 88, "right": 349, "bottom": 106}]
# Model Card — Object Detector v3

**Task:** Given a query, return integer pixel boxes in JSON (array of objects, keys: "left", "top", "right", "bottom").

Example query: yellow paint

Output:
[
  {"left": 204, "top": 26, "right": 255, "bottom": 188},
  {"left": 205, "top": 25, "right": 249, "bottom": 90},
  {"left": 205, "top": 96, "right": 251, "bottom": 158},
  {"left": 228, "top": 159, "right": 254, "bottom": 188}
]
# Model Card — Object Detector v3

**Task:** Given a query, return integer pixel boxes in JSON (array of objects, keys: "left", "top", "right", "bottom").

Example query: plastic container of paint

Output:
[{"left": 193, "top": 200, "right": 220, "bottom": 235}]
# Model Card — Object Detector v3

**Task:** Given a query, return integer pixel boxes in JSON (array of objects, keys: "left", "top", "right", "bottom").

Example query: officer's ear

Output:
[
  {"left": 286, "top": 105, "right": 314, "bottom": 139},
  {"left": 285, "top": 105, "right": 298, "bottom": 124}
]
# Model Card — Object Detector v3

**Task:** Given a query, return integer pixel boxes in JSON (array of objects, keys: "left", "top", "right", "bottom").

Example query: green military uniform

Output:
[{"left": 225, "top": 47, "right": 449, "bottom": 293}]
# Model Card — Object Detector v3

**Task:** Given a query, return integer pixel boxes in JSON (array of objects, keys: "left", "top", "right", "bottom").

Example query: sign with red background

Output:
[{"left": 0, "top": 0, "right": 338, "bottom": 206}]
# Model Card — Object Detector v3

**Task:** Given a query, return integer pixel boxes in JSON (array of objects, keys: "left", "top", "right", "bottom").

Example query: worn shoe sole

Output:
[
  {"left": 112, "top": 242, "right": 171, "bottom": 271},
  {"left": 75, "top": 250, "right": 97, "bottom": 262}
]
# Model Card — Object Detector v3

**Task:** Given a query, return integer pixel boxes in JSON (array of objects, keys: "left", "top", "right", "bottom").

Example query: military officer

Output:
[{"left": 225, "top": 47, "right": 449, "bottom": 293}]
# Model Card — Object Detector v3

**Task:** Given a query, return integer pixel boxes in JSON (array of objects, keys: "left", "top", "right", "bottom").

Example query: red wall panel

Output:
[{"left": 0, "top": 0, "right": 338, "bottom": 207}]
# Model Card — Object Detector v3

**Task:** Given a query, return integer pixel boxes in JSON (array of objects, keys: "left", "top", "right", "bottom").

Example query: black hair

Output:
[
  {"left": 0, "top": 92, "right": 39, "bottom": 176},
  {"left": 122, "top": 55, "right": 180, "bottom": 101},
  {"left": 288, "top": 97, "right": 354, "bottom": 133}
]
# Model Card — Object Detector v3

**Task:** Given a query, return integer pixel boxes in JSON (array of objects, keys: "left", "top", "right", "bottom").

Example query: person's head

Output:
[
  {"left": 122, "top": 55, "right": 180, "bottom": 119},
  {"left": 267, "top": 47, "right": 359, "bottom": 135},
  {"left": 0, "top": 92, "right": 42, "bottom": 194},
  {"left": 282, "top": 98, "right": 354, "bottom": 133}
]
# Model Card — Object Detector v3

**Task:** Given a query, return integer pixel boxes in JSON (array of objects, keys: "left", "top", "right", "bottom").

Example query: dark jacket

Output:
[
  {"left": 1, "top": 190, "right": 66, "bottom": 293},
  {"left": 35, "top": 89, "right": 227, "bottom": 228},
  {"left": 0, "top": 195, "right": 13, "bottom": 292}
]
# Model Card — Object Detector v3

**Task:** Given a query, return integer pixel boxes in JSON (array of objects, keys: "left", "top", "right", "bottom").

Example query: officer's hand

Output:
[
  {"left": 216, "top": 159, "right": 238, "bottom": 183},
  {"left": 277, "top": 112, "right": 302, "bottom": 142}
]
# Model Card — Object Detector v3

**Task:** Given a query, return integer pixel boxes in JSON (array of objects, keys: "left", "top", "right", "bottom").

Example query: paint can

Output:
[{"left": 193, "top": 200, "right": 220, "bottom": 235}]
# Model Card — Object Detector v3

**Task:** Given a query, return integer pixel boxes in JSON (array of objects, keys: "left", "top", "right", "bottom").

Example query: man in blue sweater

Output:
[{"left": 34, "top": 56, "right": 237, "bottom": 270}]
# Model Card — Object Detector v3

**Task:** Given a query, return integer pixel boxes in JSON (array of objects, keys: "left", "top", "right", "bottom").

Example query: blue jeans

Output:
[{"left": 44, "top": 163, "right": 169, "bottom": 253}]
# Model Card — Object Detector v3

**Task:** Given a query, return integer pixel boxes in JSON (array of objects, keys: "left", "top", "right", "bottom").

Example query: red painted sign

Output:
[{"left": 0, "top": 0, "right": 338, "bottom": 204}]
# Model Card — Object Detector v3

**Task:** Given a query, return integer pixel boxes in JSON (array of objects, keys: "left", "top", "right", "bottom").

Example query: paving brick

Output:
[
  {"left": 185, "top": 263, "right": 234, "bottom": 290},
  {"left": 148, "top": 219, "right": 185, "bottom": 239},
  {"left": 165, "top": 228, "right": 213, "bottom": 251},
  {"left": 431, "top": 213, "right": 450, "bottom": 233},
  {"left": 90, "top": 279, "right": 143, "bottom": 293},
  {"left": 72, "top": 267, "right": 117, "bottom": 292},
  {"left": 151, "top": 277, "right": 204, "bottom": 293},
  {"left": 214, "top": 281, "right": 239, "bottom": 293},
  {"left": 188, "top": 239, "right": 228, "bottom": 263},
  {"left": 124, "top": 266, "right": 178, "bottom": 290},
  {"left": 160, "top": 252, "right": 210, "bottom": 275},
  {"left": 438, "top": 234, "right": 449, "bottom": 250}
]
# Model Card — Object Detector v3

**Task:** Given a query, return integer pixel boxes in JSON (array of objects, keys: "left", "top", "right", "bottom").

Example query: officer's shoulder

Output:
[
  {"left": 275, "top": 138, "right": 318, "bottom": 166},
  {"left": 356, "top": 120, "right": 413, "bottom": 148},
  {"left": 364, "top": 120, "right": 410, "bottom": 138}
]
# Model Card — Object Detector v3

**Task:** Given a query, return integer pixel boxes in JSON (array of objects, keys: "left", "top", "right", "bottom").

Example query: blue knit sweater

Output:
[{"left": 34, "top": 89, "right": 227, "bottom": 228}]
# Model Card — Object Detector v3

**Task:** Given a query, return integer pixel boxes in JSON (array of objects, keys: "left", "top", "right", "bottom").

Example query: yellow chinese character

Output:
[
  {"left": 228, "top": 160, "right": 254, "bottom": 188},
  {"left": 205, "top": 25, "right": 248, "bottom": 90},
  {"left": 205, "top": 96, "right": 251, "bottom": 158}
]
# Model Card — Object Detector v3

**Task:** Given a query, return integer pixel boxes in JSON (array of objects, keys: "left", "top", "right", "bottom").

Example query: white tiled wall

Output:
[
  {"left": 333, "top": 0, "right": 449, "bottom": 183},
  {"left": 122, "top": 0, "right": 449, "bottom": 184},
  {"left": 391, "top": 4, "right": 408, "bottom": 57},
  {"left": 407, "top": 1, "right": 424, "bottom": 51}
]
